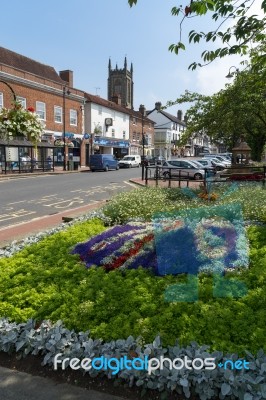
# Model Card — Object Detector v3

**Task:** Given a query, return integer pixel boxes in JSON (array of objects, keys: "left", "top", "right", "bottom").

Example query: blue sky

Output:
[{"left": 1, "top": 0, "right": 253, "bottom": 115}]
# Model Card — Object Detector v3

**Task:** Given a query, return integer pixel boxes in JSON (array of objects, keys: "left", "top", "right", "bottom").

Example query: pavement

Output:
[{"left": 0, "top": 366, "right": 126, "bottom": 400}]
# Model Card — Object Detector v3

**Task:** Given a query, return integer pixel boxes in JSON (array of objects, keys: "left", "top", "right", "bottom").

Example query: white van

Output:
[{"left": 118, "top": 155, "right": 141, "bottom": 168}]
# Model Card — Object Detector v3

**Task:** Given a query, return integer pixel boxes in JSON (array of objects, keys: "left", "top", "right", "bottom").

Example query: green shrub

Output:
[
  {"left": 103, "top": 185, "right": 266, "bottom": 224},
  {"left": 0, "top": 214, "right": 266, "bottom": 354}
]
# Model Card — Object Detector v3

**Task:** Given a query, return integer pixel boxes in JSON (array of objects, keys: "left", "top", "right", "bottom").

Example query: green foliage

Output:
[
  {"left": 103, "top": 185, "right": 266, "bottom": 224},
  {"left": 0, "top": 101, "right": 44, "bottom": 145},
  {"left": 0, "top": 191, "right": 266, "bottom": 354},
  {"left": 128, "top": 0, "right": 266, "bottom": 69},
  {"left": 103, "top": 187, "right": 197, "bottom": 224},
  {"left": 164, "top": 64, "right": 266, "bottom": 161}
]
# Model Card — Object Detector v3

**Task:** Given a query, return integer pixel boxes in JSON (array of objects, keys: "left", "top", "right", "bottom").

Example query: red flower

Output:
[
  {"left": 104, "top": 233, "right": 154, "bottom": 271},
  {"left": 27, "top": 107, "right": 35, "bottom": 112}
]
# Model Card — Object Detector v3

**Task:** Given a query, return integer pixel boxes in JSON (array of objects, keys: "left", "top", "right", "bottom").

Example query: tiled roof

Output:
[
  {"left": 147, "top": 109, "right": 186, "bottom": 126},
  {"left": 85, "top": 94, "right": 154, "bottom": 124},
  {"left": 85, "top": 93, "right": 132, "bottom": 115},
  {"left": 0, "top": 46, "right": 64, "bottom": 84},
  {"left": 127, "top": 108, "right": 155, "bottom": 124}
]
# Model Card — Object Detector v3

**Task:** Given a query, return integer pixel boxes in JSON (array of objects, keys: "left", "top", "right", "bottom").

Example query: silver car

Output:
[
  {"left": 199, "top": 158, "right": 226, "bottom": 171},
  {"left": 161, "top": 159, "right": 205, "bottom": 180}
]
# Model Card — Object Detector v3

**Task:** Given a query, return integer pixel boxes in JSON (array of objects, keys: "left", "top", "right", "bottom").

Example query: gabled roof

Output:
[
  {"left": 0, "top": 46, "right": 64, "bottom": 84},
  {"left": 85, "top": 93, "right": 132, "bottom": 115},
  {"left": 147, "top": 108, "right": 186, "bottom": 126},
  {"left": 127, "top": 108, "right": 155, "bottom": 124}
]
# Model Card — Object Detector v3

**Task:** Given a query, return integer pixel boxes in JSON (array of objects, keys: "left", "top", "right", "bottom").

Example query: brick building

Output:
[
  {"left": 0, "top": 47, "right": 155, "bottom": 170},
  {"left": 127, "top": 107, "right": 155, "bottom": 156},
  {"left": 0, "top": 46, "right": 85, "bottom": 169}
]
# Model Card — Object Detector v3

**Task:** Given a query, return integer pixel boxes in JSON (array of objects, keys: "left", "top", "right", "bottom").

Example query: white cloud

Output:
[
  {"left": 193, "top": 0, "right": 264, "bottom": 94},
  {"left": 195, "top": 55, "right": 244, "bottom": 95}
]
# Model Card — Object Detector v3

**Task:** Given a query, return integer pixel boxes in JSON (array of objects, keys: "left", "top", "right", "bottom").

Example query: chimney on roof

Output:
[
  {"left": 155, "top": 102, "right": 162, "bottom": 110},
  {"left": 59, "top": 70, "right": 73, "bottom": 88},
  {"left": 112, "top": 94, "right": 122, "bottom": 105},
  {"left": 177, "top": 110, "right": 183, "bottom": 121}
]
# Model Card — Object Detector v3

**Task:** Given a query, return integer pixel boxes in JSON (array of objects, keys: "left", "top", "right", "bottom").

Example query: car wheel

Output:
[
  {"left": 91, "top": 169, "right": 95, "bottom": 172},
  {"left": 116, "top": 165, "right": 119, "bottom": 170},
  {"left": 137, "top": 163, "right": 140, "bottom": 168},
  {"left": 105, "top": 166, "right": 109, "bottom": 172},
  {"left": 163, "top": 171, "right": 169, "bottom": 178},
  {"left": 194, "top": 173, "right": 202, "bottom": 180},
  {"left": 129, "top": 164, "right": 132, "bottom": 168}
]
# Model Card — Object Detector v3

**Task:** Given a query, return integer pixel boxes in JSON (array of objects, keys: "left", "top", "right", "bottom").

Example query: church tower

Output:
[{"left": 108, "top": 57, "right": 134, "bottom": 109}]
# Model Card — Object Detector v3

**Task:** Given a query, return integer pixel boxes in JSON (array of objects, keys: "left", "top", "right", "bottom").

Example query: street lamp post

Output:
[
  {"left": 0, "top": 80, "right": 17, "bottom": 102},
  {"left": 225, "top": 66, "right": 239, "bottom": 79},
  {"left": 62, "top": 86, "right": 70, "bottom": 171},
  {"left": 139, "top": 104, "right": 146, "bottom": 180}
]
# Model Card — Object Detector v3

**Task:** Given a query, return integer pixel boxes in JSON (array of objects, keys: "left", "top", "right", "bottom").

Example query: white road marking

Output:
[
  {"left": 0, "top": 209, "right": 36, "bottom": 222},
  {"left": 43, "top": 197, "right": 85, "bottom": 208}
]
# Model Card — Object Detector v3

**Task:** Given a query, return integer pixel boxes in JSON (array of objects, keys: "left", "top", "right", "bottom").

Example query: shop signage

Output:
[{"left": 94, "top": 137, "right": 130, "bottom": 148}]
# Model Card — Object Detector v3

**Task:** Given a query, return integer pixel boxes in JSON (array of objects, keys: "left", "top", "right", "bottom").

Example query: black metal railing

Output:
[
  {"left": 144, "top": 165, "right": 266, "bottom": 188},
  {"left": 0, "top": 160, "right": 54, "bottom": 174}
]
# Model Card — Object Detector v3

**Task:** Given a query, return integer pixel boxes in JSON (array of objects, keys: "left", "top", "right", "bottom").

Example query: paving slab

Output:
[{"left": 0, "top": 366, "right": 126, "bottom": 400}]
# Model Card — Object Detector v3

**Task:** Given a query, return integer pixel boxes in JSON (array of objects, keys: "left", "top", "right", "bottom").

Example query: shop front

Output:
[
  {"left": 53, "top": 132, "right": 82, "bottom": 167},
  {"left": 93, "top": 137, "right": 130, "bottom": 160},
  {"left": 0, "top": 139, "right": 55, "bottom": 174}
]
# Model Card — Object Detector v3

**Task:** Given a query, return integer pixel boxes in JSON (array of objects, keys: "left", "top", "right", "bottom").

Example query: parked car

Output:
[
  {"left": 208, "top": 158, "right": 227, "bottom": 171},
  {"left": 141, "top": 155, "right": 153, "bottom": 166},
  {"left": 219, "top": 152, "right": 232, "bottom": 159},
  {"left": 191, "top": 159, "right": 216, "bottom": 175},
  {"left": 211, "top": 155, "right": 231, "bottom": 167},
  {"left": 203, "top": 154, "right": 231, "bottom": 166},
  {"left": 118, "top": 155, "right": 141, "bottom": 168},
  {"left": 89, "top": 154, "right": 119, "bottom": 172},
  {"left": 161, "top": 159, "right": 205, "bottom": 180},
  {"left": 196, "top": 158, "right": 217, "bottom": 170},
  {"left": 150, "top": 156, "right": 166, "bottom": 165},
  {"left": 141, "top": 156, "right": 166, "bottom": 166}
]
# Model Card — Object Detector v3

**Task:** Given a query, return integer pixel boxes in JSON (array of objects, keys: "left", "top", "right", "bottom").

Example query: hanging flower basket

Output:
[
  {"left": 67, "top": 142, "right": 74, "bottom": 147},
  {"left": 0, "top": 102, "right": 44, "bottom": 147}
]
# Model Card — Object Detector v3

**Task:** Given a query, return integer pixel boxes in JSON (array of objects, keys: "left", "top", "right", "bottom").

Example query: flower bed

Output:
[
  {"left": 73, "top": 204, "right": 249, "bottom": 276},
  {"left": 0, "top": 318, "right": 266, "bottom": 400},
  {"left": 0, "top": 186, "right": 266, "bottom": 399},
  {"left": 229, "top": 174, "right": 264, "bottom": 181}
]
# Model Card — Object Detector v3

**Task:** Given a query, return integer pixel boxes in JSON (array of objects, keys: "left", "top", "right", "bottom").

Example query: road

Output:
[{"left": 0, "top": 168, "right": 141, "bottom": 229}]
